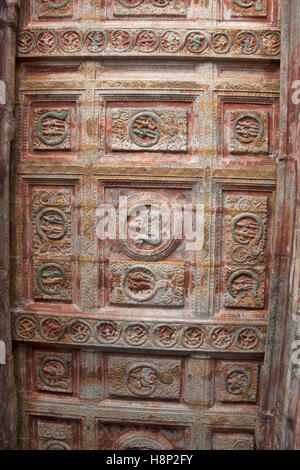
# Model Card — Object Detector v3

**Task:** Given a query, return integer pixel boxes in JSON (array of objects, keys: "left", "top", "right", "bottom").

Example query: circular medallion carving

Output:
[
  {"left": 44, "top": 441, "right": 70, "bottom": 450},
  {"left": 210, "top": 326, "right": 234, "bottom": 350},
  {"left": 68, "top": 320, "right": 91, "bottom": 343},
  {"left": 40, "top": 317, "right": 65, "bottom": 341},
  {"left": 136, "top": 30, "right": 160, "bottom": 53},
  {"left": 232, "top": 213, "right": 263, "bottom": 245},
  {"left": 84, "top": 30, "right": 108, "bottom": 53},
  {"left": 123, "top": 265, "right": 157, "bottom": 302},
  {"left": 37, "top": 111, "right": 69, "bottom": 146},
  {"left": 153, "top": 324, "right": 179, "bottom": 348},
  {"left": 227, "top": 270, "right": 260, "bottom": 299},
  {"left": 37, "top": 263, "right": 66, "bottom": 295},
  {"left": 129, "top": 111, "right": 160, "bottom": 147},
  {"left": 96, "top": 321, "right": 121, "bottom": 344},
  {"left": 225, "top": 369, "right": 251, "bottom": 395},
  {"left": 235, "top": 31, "right": 259, "bottom": 55},
  {"left": 59, "top": 30, "right": 82, "bottom": 52},
  {"left": 160, "top": 31, "right": 183, "bottom": 53},
  {"left": 185, "top": 31, "right": 208, "bottom": 53},
  {"left": 17, "top": 31, "right": 35, "bottom": 54},
  {"left": 36, "top": 30, "right": 57, "bottom": 53},
  {"left": 39, "top": 357, "right": 69, "bottom": 387},
  {"left": 260, "top": 31, "right": 281, "bottom": 56},
  {"left": 110, "top": 30, "right": 133, "bottom": 52},
  {"left": 15, "top": 316, "right": 37, "bottom": 339},
  {"left": 126, "top": 365, "right": 160, "bottom": 396},
  {"left": 119, "top": 194, "right": 180, "bottom": 261},
  {"left": 235, "top": 327, "right": 261, "bottom": 350},
  {"left": 182, "top": 326, "right": 205, "bottom": 349},
  {"left": 234, "top": 114, "right": 264, "bottom": 144},
  {"left": 211, "top": 32, "right": 232, "bottom": 54},
  {"left": 36, "top": 208, "right": 68, "bottom": 240},
  {"left": 124, "top": 323, "right": 149, "bottom": 346}
]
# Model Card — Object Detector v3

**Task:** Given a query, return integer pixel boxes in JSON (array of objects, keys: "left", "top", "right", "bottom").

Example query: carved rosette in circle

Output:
[
  {"left": 39, "top": 357, "right": 69, "bottom": 387},
  {"left": 129, "top": 112, "right": 161, "bottom": 147},
  {"left": 36, "top": 208, "right": 68, "bottom": 241},
  {"left": 260, "top": 31, "right": 281, "bottom": 56},
  {"left": 118, "top": 194, "right": 180, "bottom": 261},
  {"left": 40, "top": 317, "right": 66, "bottom": 341},
  {"left": 84, "top": 30, "right": 108, "bottom": 53},
  {"left": 135, "top": 30, "right": 159, "bottom": 53},
  {"left": 234, "top": 31, "right": 259, "bottom": 55},
  {"left": 68, "top": 320, "right": 91, "bottom": 343},
  {"left": 227, "top": 270, "right": 260, "bottom": 299},
  {"left": 15, "top": 316, "right": 37, "bottom": 339},
  {"left": 59, "top": 30, "right": 82, "bottom": 52},
  {"left": 234, "top": 114, "right": 264, "bottom": 144},
  {"left": 96, "top": 321, "right": 121, "bottom": 344},
  {"left": 17, "top": 31, "right": 35, "bottom": 54},
  {"left": 210, "top": 326, "right": 234, "bottom": 350},
  {"left": 110, "top": 30, "right": 133, "bottom": 52},
  {"left": 126, "top": 365, "right": 159, "bottom": 396},
  {"left": 152, "top": 324, "right": 179, "bottom": 348},
  {"left": 124, "top": 323, "right": 149, "bottom": 346},
  {"left": 160, "top": 31, "right": 183, "bottom": 53},
  {"left": 123, "top": 265, "right": 157, "bottom": 302},
  {"left": 37, "top": 263, "right": 66, "bottom": 295},
  {"left": 185, "top": 31, "right": 209, "bottom": 53},
  {"left": 211, "top": 32, "right": 232, "bottom": 54},
  {"left": 224, "top": 368, "right": 251, "bottom": 395},
  {"left": 36, "top": 30, "right": 57, "bottom": 53},
  {"left": 235, "top": 327, "right": 262, "bottom": 350},
  {"left": 182, "top": 326, "right": 206, "bottom": 349}
]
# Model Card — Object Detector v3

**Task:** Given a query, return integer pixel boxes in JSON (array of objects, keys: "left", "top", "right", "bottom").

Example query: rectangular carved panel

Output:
[
  {"left": 216, "top": 94, "right": 279, "bottom": 165},
  {"left": 20, "top": 94, "right": 81, "bottom": 162},
  {"left": 112, "top": 0, "right": 187, "bottom": 17},
  {"left": 219, "top": 0, "right": 280, "bottom": 25},
  {"left": 109, "top": 261, "right": 185, "bottom": 307},
  {"left": 223, "top": 194, "right": 268, "bottom": 309},
  {"left": 29, "top": 415, "right": 82, "bottom": 450},
  {"left": 105, "top": 353, "right": 183, "bottom": 400},
  {"left": 20, "top": 179, "right": 80, "bottom": 307},
  {"left": 24, "top": 0, "right": 82, "bottom": 22},
  {"left": 98, "top": 422, "right": 192, "bottom": 450},
  {"left": 98, "top": 94, "right": 200, "bottom": 164},
  {"left": 211, "top": 431, "right": 254, "bottom": 450},
  {"left": 111, "top": 108, "right": 188, "bottom": 152}
]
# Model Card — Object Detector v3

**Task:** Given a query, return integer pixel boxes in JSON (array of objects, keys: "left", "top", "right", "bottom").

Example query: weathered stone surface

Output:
[{"left": 0, "top": 0, "right": 299, "bottom": 451}]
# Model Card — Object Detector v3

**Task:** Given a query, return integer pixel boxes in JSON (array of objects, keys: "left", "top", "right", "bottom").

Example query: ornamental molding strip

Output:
[
  {"left": 16, "top": 28, "right": 281, "bottom": 58},
  {"left": 13, "top": 313, "right": 267, "bottom": 353}
]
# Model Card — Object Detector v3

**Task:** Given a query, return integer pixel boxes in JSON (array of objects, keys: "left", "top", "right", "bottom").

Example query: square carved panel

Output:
[
  {"left": 96, "top": 179, "right": 201, "bottom": 315},
  {"left": 30, "top": 347, "right": 79, "bottom": 396},
  {"left": 214, "top": 360, "right": 260, "bottom": 403},
  {"left": 103, "top": 0, "right": 199, "bottom": 22},
  {"left": 29, "top": 415, "right": 82, "bottom": 450},
  {"left": 20, "top": 94, "right": 81, "bottom": 162},
  {"left": 105, "top": 353, "right": 183, "bottom": 401},
  {"left": 216, "top": 94, "right": 279, "bottom": 164}
]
